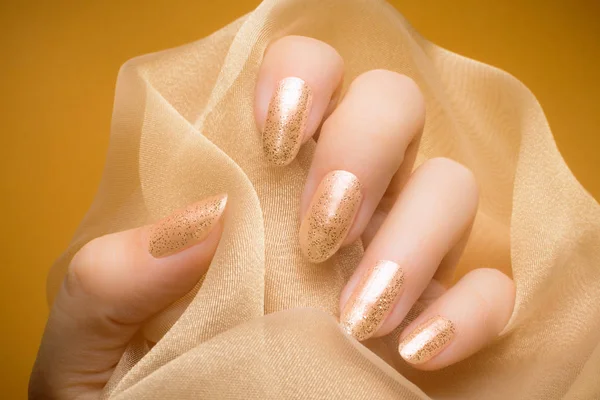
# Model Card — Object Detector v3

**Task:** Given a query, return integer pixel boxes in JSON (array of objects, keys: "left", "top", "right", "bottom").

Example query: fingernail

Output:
[
  {"left": 340, "top": 260, "right": 404, "bottom": 341},
  {"left": 299, "top": 170, "right": 362, "bottom": 263},
  {"left": 398, "top": 316, "right": 456, "bottom": 365},
  {"left": 148, "top": 194, "right": 227, "bottom": 258},
  {"left": 263, "top": 77, "right": 313, "bottom": 166}
]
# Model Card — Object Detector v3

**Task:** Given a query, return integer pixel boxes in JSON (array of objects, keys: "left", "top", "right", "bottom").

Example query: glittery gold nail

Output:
[
  {"left": 148, "top": 194, "right": 227, "bottom": 258},
  {"left": 340, "top": 260, "right": 404, "bottom": 341},
  {"left": 398, "top": 316, "right": 456, "bottom": 364},
  {"left": 262, "top": 77, "right": 313, "bottom": 166},
  {"left": 299, "top": 170, "right": 362, "bottom": 263}
]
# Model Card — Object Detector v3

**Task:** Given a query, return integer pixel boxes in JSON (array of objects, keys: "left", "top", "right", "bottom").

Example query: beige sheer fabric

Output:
[{"left": 47, "top": 0, "right": 600, "bottom": 398}]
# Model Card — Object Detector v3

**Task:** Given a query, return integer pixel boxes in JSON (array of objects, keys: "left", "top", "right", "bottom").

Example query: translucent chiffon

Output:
[{"left": 47, "top": 0, "right": 600, "bottom": 398}]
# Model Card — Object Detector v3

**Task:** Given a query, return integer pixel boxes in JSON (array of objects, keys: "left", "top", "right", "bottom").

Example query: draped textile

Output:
[{"left": 47, "top": 0, "right": 600, "bottom": 398}]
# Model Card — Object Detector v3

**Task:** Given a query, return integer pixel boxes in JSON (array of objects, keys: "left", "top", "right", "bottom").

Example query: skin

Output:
[{"left": 30, "top": 35, "right": 515, "bottom": 399}]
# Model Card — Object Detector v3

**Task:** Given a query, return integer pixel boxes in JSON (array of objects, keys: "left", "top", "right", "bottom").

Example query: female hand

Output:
[
  {"left": 30, "top": 35, "right": 515, "bottom": 399},
  {"left": 256, "top": 35, "right": 515, "bottom": 367},
  {"left": 29, "top": 195, "right": 228, "bottom": 399}
]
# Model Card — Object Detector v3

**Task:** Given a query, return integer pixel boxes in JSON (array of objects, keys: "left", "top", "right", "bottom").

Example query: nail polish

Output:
[
  {"left": 398, "top": 316, "right": 455, "bottom": 364},
  {"left": 299, "top": 170, "right": 362, "bottom": 263},
  {"left": 340, "top": 260, "right": 404, "bottom": 341},
  {"left": 148, "top": 194, "right": 227, "bottom": 258},
  {"left": 263, "top": 77, "right": 312, "bottom": 166}
]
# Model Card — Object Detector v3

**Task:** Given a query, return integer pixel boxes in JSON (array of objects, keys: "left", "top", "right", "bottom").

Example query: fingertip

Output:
[
  {"left": 397, "top": 268, "right": 515, "bottom": 370},
  {"left": 64, "top": 194, "right": 228, "bottom": 326},
  {"left": 255, "top": 35, "right": 344, "bottom": 165},
  {"left": 147, "top": 193, "right": 226, "bottom": 258},
  {"left": 299, "top": 170, "right": 362, "bottom": 263}
]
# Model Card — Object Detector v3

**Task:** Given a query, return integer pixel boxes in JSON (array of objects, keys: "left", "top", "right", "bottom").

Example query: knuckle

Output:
[
  {"left": 354, "top": 70, "right": 424, "bottom": 104},
  {"left": 66, "top": 237, "right": 103, "bottom": 299},
  {"left": 464, "top": 268, "right": 515, "bottom": 332},
  {"left": 478, "top": 268, "right": 516, "bottom": 298},
  {"left": 64, "top": 237, "right": 140, "bottom": 328},
  {"left": 469, "top": 287, "right": 494, "bottom": 333},
  {"left": 424, "top": 157, "right": 478, "bottom": 192},
  {"left": 354, "top": 70, "right": 425, "bottom": 130},
  {"left": 345, "top": 70, "right": 425, "bottom": 142},
  {"left": 355, "top": 69, "right": 411, "bottom": 87},
  {"left": 267, "top": 35, "right": 343, "bottom": 65},
  {"left": 468, "top": 267, "right": 511, "bottom": 282}
]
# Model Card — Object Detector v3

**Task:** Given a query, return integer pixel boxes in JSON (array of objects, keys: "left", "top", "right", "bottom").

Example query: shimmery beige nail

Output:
[
  {"left": 148, "top": 194, "right": 227, "bottom": 258},
  {"left": 340, "top": 260, "right": 404, "bottom": 341},
  {"left": 262, "top": 77, "right": 313, "bottom": 166},
  {"left": 398, "top": 316, "right": 456, "bottom": 364},
  {"left": 299, "top": 170, "right": 362, "bottom": 263}
]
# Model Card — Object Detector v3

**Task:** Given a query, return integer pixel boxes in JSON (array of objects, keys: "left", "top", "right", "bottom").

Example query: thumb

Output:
[{"left": 29, "top": 194, "right": 228, "bottom": 400}]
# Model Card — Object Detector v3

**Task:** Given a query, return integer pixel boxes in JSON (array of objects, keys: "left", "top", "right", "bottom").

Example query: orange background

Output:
[{"left": 1, "top": 1, "right": 598, "bottom": 397}]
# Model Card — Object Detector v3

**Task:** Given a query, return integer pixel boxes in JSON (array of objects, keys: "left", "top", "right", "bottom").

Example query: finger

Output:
[
  {"left": 29, "top": 194, "right": 227, "bottom": 399},
  {"left": 339, "top": 158, "right": 478, "bottom": 341},
  {"left": 255, "top": 35, "right": 344, "bottom": 166},
  {"left": 398, "top": 268, "right": 515, "bottom": 370},
  {"left": 299, "top": 70, "right": 425, "bottom": 263},
  {"left": 361, "top": 137, "right": 421, "bottom": 248}
]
